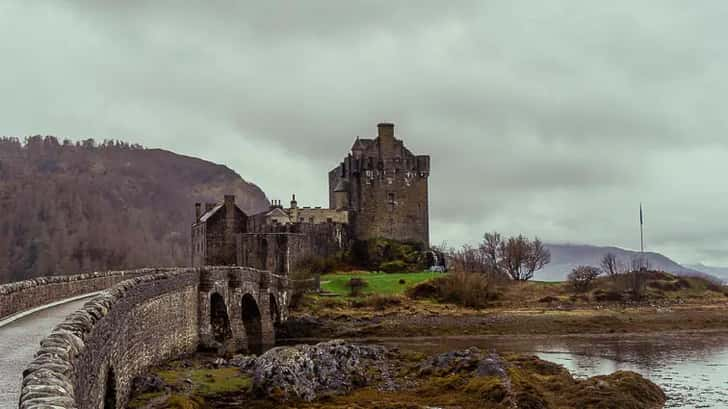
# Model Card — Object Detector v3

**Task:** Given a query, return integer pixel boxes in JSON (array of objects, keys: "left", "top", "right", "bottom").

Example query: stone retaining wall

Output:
[
  {"left": 0, "top": 269, "right": 155, "bottom": 320},
  {"left": 18, "top": 267, "right": 288, "bottom": 409}
]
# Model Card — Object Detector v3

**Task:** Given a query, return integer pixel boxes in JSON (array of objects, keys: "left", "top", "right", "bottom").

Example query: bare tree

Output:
[
  {"left": 480, "top": 232, "right": 503, "bottom": 275},
  {"left": 568, "top": 265, "right": 601, "bottom": 292},
  {"left": 526, "top": 238, "right": 551, "bottom": 277},
  {"left": 499, "top": 235, "right": 551, "bottom": 281},
  {"left": 600, "top": 253, "right": 620, "bottom": 277},
  {"left": 631, "top": 256, "right": 650, "bottom": 272}
]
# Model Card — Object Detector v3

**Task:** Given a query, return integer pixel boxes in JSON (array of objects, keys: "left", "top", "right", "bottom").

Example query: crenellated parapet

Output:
[{"left": 17, "top": 266, "right": 290, "bottom": 409}]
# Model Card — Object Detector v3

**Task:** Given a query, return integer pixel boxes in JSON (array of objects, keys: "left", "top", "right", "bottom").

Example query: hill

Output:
[
  {"left": 685, "top": 263, "right": 728, "bottom": 283},
  {"left": 0, "top": 136, "right": 269, "bottom": 283},
  {"left": 535, "top": 243, "right": 707, "bottom": 282}
]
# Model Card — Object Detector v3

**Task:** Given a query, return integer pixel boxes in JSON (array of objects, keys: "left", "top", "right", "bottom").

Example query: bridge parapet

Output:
[
  {"left": 0, "top": 269, "right": 158, "bottom": 321},
  {"left": 18, "top": 266, "right": 289, "bottom": 409}
]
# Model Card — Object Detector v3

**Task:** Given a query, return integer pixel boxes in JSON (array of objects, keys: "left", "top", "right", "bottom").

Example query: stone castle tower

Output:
[{"left": 328, "top": 123, "right": 430, "bottom": 247}]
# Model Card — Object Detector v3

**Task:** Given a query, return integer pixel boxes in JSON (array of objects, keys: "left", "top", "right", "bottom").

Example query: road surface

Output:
[{"left": 0, "top": 297, "right": 92, "bottom": 408}]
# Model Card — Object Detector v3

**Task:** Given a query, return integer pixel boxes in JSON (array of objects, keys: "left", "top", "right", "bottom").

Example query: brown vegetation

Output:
[
  {"left": 446, "top": 232, "right": 551, "bottom": 281},
  {"left": 407, "top": 271, "right": 499, "bottom": 308},
  {"left": 0, "top": 136, "right": 269, "bottom": 283},
  {"left": 129, "top": 350, "right": 665, "bottom": 409},
  {"left": 567, "top": 265, "right": 601, "bottom": 292}
]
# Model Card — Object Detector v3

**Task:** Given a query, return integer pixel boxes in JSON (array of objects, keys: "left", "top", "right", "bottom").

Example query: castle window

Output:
[
  {"left": 388, "top": 193, "right": 395, "bottom": 204},
  {"left": 309, "top": 217, "right": 314, "bottom": 224},
  {"left": 326, "top": 217, "right": 333, "bottom": 223}
]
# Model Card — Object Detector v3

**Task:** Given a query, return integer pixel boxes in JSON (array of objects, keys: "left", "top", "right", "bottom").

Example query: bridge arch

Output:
[
  {"left": 18, "top": 267, "right": 289, "bottom": 409},
  {"left": 242, "top": 293, "right": 263, "bottom": 355},
  {"left": 210, "top": 292, "right": 232, "bottom": 342},
  {"left": 103, "top": 366, "right": 117, "bottom": 409}
]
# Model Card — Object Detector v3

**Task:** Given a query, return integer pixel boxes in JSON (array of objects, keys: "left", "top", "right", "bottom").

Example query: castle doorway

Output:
[
  {"left": 242, "top": 294, "right": 263, "bottom": 355},
  {"left": 103, "top": 366, "right": 117, "bottom": 409},
  {"left": 210, "top": 293, "right": 232, "bottom": 342}
]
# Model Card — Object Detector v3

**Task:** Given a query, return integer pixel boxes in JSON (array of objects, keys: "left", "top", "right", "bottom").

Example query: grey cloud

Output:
[{"left": 2, "top": 1, "right": 728, "bottom": 265}]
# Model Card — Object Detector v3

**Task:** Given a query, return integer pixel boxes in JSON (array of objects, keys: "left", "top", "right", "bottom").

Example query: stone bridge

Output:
[{"left": 5, "top": 266, "right": 290, "bottom": 409}]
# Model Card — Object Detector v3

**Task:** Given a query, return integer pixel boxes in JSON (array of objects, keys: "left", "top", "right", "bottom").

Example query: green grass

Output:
[
  {"left": 155, "top": 367, "right": 251, "bottom": 396},
  {"left": 320, "top": 271, "right": 441, "bottom": 297}
]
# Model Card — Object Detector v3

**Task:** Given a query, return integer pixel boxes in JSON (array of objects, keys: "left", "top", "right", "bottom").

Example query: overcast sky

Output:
[{"left": 2, "top": 1, "right": 728, "bottom": 266}]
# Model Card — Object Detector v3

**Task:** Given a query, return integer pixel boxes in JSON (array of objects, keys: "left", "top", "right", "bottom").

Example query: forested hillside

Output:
[{"left": 0, "top": 136, "right": 269, "bottom": 283}]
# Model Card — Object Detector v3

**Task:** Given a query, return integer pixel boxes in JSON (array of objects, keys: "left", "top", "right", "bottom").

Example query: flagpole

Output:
[{"left": 640, "top": 203, "right": 644, "bottom": 254}]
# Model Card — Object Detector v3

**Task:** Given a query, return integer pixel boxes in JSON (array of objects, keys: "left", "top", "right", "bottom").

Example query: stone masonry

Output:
[
  {"left": 329, "top": 122, "right": 430, "bottom": 247},
  {"left": 18, "top": 266, "right": 288, "bottom": 409},
  {"left": 191, "top": 122, "right": 431, "bottom": 276}
]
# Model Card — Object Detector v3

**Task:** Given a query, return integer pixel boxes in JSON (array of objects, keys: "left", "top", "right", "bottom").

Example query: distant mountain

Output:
[
  {"left": 535, "top": 243, "right": 708, "bottom": 282},
  {"left": 685, "top": 264, "right": 728, "bottom": 283},
  {"left": 0, "top": 136, "right": 269, "bottom": 283}
]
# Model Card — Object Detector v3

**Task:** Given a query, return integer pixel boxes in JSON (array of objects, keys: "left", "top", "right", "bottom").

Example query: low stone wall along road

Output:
[{"left": 0, "top": 297, "right": 93, "bottom": 408}]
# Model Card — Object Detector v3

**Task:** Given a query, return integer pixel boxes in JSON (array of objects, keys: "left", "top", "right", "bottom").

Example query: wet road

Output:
[{"left": 0, "top": 298, "right": 92, "bottom": 409}]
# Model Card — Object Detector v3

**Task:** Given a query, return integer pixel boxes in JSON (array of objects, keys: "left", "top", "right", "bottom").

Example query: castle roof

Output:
[
  {"left": 199, "top": 204, "right": 224, "bottom": 222},
  {"left": 265, "top": 207, "right": 289, "bottom": 218},
  {"left": 333, "top": 179, "right": 350, "bottom": 192},
  {"left": 351, "top": 137, "right": 374, "bottom": 151}
]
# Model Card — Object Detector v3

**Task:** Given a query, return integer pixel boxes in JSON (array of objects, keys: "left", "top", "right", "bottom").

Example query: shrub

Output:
[
  {"left": 347, "top": 277, "right": 368, "bottom": 297},
  {"left": 346, "top": 238, "right": 424, "bottom": 271},
  {"left": 568, "top": 266, "right": 601, "bottom": 292},
  {"left": 380, "top": 260, "right": 409, "bottom": 273},
  {"left": 408, "top": 271, "right": 497, "bottom": 309},
  {"left": 593, "top": 289, "right": 624, "bottom": 302},
  {"left": 407, "top": 281, "right": 439, "bottom": 299},
  {"left": 294, "top": 256, "right": 339, "bottom": 276},
  {"left": 351, "top": 294, "right": 403, "bottom": 310}
]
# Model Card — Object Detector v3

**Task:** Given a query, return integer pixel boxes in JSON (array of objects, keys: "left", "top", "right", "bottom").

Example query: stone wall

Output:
[
  {"left": 0, "top": 269, "right": 152, "bottom": 321},
  {"left": 18, "top": 266, "right": 289, "bottom": 409}
]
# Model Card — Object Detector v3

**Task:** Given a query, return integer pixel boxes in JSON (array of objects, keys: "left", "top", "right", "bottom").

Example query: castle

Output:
[{"left": 191, "top": 122, "right": 430, "bottom": 273}]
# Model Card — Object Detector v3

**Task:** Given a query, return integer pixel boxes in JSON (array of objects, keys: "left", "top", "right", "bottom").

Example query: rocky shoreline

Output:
[{"left": 128, "top": 340, "right": 666, "bottom": 409}]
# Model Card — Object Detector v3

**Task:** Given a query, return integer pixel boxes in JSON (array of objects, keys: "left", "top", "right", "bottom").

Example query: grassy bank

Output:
[
  {"left": 290, "top": 270, "right": 728, "bottom": 339},
  {"left": 320, "top": 271, "right": 441, "bottom": 297}
]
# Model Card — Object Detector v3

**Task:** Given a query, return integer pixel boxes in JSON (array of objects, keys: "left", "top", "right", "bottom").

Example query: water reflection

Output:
[{"left": 369, "top": 331, "right": 728, "bottom": 409}]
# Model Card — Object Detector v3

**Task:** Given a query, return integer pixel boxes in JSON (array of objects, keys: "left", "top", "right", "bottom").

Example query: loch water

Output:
[{"left": 370, "top": 331, "right": 728, "bottom": 409}]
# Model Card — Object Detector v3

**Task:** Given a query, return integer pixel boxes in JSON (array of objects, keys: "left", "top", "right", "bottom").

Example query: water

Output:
[{"left": 370, "top": 331, "right": 728, "bottom": 409}]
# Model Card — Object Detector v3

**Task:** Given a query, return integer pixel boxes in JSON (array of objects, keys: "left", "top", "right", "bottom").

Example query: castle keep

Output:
[
  {"left": 329, "top": 122, "right": 430, "bottom": 246},
  {"left": 192, "top": 122, "right": 430, "bottom": 272}
]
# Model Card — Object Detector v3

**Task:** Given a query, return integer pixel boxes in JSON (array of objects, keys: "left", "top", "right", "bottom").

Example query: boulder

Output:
[
  {"left": 418, "top": 347, "right": 506, "bottom": 378},
  {"left": 241, "top": 339, "right": 386, "bottom": 401},
  {"left": 131, "top": 374, "right": 166, "bottom": 395}
]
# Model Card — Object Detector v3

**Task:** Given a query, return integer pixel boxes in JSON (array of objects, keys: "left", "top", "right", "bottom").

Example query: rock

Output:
[
  {"left": 418, "top": 347, "right": 506, "bottom": 378},
  {"left": 131, "top": 374, "right": 166, "bottom": 395},
  {"left": 213, "top": 358, "right": 227, "bottom": 368},
  {"left": 243, "top": 339, "right": 387, "bottom": 401},
  {"left": 229, "top": 354, "right": 256, "bottom": 370}
]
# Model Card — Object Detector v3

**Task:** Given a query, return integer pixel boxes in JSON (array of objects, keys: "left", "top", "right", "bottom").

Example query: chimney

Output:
[
  {"left": 195, "top": 203, "right": 201, "bottom": 221},
  {"left": 290, "top": 194, "right": 298, "bottom": 209},
  {"left": 224, "top": 195, "right": 235, "bottom": 219},
  {"left": 377, "top": 122, "right": 394, "bottom": 139}
]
